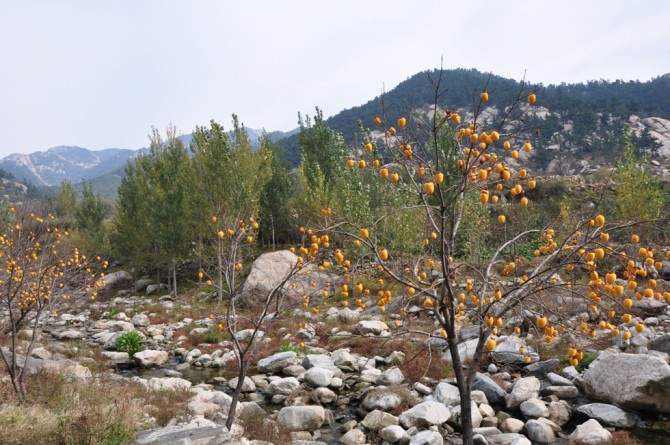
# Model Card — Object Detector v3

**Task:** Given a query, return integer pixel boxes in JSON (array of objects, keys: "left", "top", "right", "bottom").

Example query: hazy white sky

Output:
[{"left": 0, "top": 0, "right": 669, "bottom": 155}]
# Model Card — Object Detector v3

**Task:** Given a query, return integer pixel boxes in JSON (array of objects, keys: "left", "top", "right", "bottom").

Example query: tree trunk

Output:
[
  {"left": 172, "top": 260, "right": 178, "bottom": 298},
  {"left": 447, "top": 336, "right": 474, "bottom": 445},
  {"left": 225, "top": 362, "right": 248, "bottom": 430},
  {"left": 216, "top": 249, "right": 223, "bottom": 303}
]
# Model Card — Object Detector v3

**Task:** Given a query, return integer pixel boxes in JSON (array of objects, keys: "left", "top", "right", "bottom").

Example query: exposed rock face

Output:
[
  {"left": 239, "top": 250, "right": 340, "bottom": 305},
  {"left": 583, "top": 352, "right": 670, "bottom": 412},
  {"left": 276, "top": 405, "right": 325, "bottom": 431}
]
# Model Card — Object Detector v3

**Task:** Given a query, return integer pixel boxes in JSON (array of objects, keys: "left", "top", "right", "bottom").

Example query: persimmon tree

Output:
[
  {"left": 0, "top": 208, "right": 105, "bottom": 397},
  {"left": 316, "top": 71, "right": 670, "bottom": 444},
  {"left": 200, "top": 214, "right": 336, "bottom": 430}
]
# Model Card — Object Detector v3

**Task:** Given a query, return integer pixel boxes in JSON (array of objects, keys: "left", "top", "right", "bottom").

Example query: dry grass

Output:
[
  {"left": 0, "top": 371, "right": 191, "bottom": 445},
  {"left": 608, "top": 430, "right": 643, "bottom": 445},
  {"left": 238, "top": 405, "right": 292, "bottom": 445}
]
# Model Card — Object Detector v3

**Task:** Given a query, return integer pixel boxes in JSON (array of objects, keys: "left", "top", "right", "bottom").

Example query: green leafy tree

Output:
[
  {"left": 615, "top": 125, "right": 664, "bottom": 222},
  {"left": 259, "top": 140, "right": 293, "bottom": 247},
  {"left": 75, "top": 181, "right": 106, "bottom": 253},
  {"left": 54, "top": 179, "right": 77, "bottom": 220}
]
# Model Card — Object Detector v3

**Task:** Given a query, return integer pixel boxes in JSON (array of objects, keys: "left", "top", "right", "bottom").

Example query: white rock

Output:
[
  {"left": 305, "top": 367, "right": 334, "bottom": 387},
  {"left": 276, "top": 405, "right": 325, "bottom": 432},
  {"left": 399, "top": 401, "right": 450, "bottom": 428},
  {"left": 134, "top": 350, "right": 168, "bottom": 367},
  {"left": 568, "top": 419, "right": 612, "bottom": 445},
  {"left": 583, "top": 352, "right": 670, "bottom": 413},
  {"left": 506, "top": 376, "right": 540, "bottom": 409}
]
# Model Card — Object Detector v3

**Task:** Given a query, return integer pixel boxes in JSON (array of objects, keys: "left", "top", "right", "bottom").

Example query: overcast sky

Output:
[{"left": 0, "top": 0, "right": 669, "bottom": 156}]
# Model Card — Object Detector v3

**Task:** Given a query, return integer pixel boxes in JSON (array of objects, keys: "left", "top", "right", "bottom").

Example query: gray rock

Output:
[
  {"left": 134, "top": 350, "right": 168, "bottom": 367},
  {"left": 399, "top": 401, "right": 450, "bottom": 428},
  {"left": 277, "top": 406, "right": 325, "bottom": 432},
  {"left": 543, "top": 386, "right": 579, "bottom": 399},
  {"left": 134, "top": 278, "right": 153, "bottom": 292},
  {"left": 545, "top": 372, "right": 574, "bottom": 387},
  {"left": 302, "top": 354, "right": 342, "bottom": 376},
  {"left": 338, "top": 307, "right": 360, "bottom": 323},
  {"left": 53, "top": 329, "right": 85, "bottom": 340},
  {"left": 376, "top": 367, "right": 405, "bottom": 385},
  {"left": 567, "top": 419, "right": 612, "bottom": 445},
  {"left": 547, "top": 401, "right": 571, "bottom": 427},
  {"left": 489, "top": 337, "right": 539, "bottom": 365},
  {"left": 500, "top": 418, "right": 525, "bottom": 433},
  {"left": 409, "top": 430, "right": 443, "bottom": 445},
  {"left": 506, "top": 377, "right": 540, "bottom": 409},
  {"left": 313, "top": 387, "right": 337, "bottom": 404},
  {"left": 414, "top": 382, "right": 432, "bottom": 395},
  {"left": 363, "top": 390, "right": 402, "bottom": 411},
  {"left": 520, "top": 398, "right": 549, "bottom": 419},
  {"left": 305, "top": 367, "right": 334, "bottom": 387},
  {"left": 240, "top": 250, "right": 339, "bottom": 306},
  {"left": 487, "top": 434, "right": 530, "bottom": 445},
  {"left": 257, "top": 351, "right": 298, "bottom": 373},
  {"left": 649, "top": 333, "right": 670, "bottom": 353},
  {"left": 356, "top": 320, "right": 390, "bottom": 336},
  {"left": 339, "top": 429, "right": 366, "bottom": 445},
  {"left": 97, "top": 270, "right": 133, "bottom": 292},
  {"left": 379, "top": 425, "right": 408, "bottom": 443},
  {"left": 576, "top": 403, "right": 637, "bottom": 428},
  {"left": 583, "top": 352, "right": 670, "bottom": 412},
  {"left": 524, "top": 419, "right": 555, "bottom": 443},
  {"left": 434, "top": 382, "right": 461, "bottom": 406},
  {"left": 266, "top": 377, "right": 300, "bottom": 396},
  {"left": 228, "top": 376, "right": 256, "bottom": 392},
  {"left": 131, "top": 313, "right": 151, "bottom": 327},
  {"left": 361, "top": 410, "right": 399, "bottom": 431},
  {"left": 472, "top": 373, "right": 508, "bottom": 406},
  {"left": 524, "top": 359, "right": 559, "bottom": 376},
  {"left": 134, "top": 425, "right": 231, "bottom": 445}
]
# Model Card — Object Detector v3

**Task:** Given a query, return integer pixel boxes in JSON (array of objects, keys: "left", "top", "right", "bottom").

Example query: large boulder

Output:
[
  {"left": 409, "top": 430, "right": 443, "bottom": 445},
  {"left": 576, "top": 403, "right": 637, "bottom": 428},
  {"left": 434, "top": 382, "right": 461, "bottom": 406},
  {"left": 97, "top": 270, "right": 133, "bottom": 293},
  {"left": 524, "top": 419, "right": 555, "bottom": 443},
  {"left": 239, "top": 250, "right": 339, "bottom": 305},
  {"left": 276, "top": 406, "right": 325, "bottom": 431},
  {"left": 583, "top": 352, "right": 670, "bottom": 412}
]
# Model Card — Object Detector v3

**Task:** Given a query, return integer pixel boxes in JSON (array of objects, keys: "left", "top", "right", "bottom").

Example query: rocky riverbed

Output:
[{"left": 3, "top": 266, "right": 670, "bottom": 445}]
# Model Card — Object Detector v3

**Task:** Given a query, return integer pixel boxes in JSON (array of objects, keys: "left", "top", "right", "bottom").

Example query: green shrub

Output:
[{"left": 116, "top": 331, "right": 144, "bottom": 356}]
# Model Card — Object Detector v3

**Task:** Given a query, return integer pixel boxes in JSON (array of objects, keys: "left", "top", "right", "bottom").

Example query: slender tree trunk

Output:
[
  {"left": 226, "top": 361, "right": 249, "bottom": 430},
  {"left": 447, "top": 336, "right": 474, "bottom": 445},
  {"left": 172, "top": 260, "right": 178, "bottom": 298},
  {"left": 216, "top": 249, "right": 223, "bottom": 303}
]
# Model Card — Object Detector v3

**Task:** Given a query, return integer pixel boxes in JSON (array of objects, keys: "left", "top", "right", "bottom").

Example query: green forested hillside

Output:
[{"left": 279, "top": 68, "right": 670, "bottom": 167}]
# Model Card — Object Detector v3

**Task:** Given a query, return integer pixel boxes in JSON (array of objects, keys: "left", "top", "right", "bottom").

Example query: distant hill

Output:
[
  {"left": 278, "top": 68, "right": 670, "bottom": 171},
  {"left": 0, "top": 127, "right": 298, "bottom": 200},
  {"left": 0, "top": 146, "right": 138, "bottom": 187}
]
